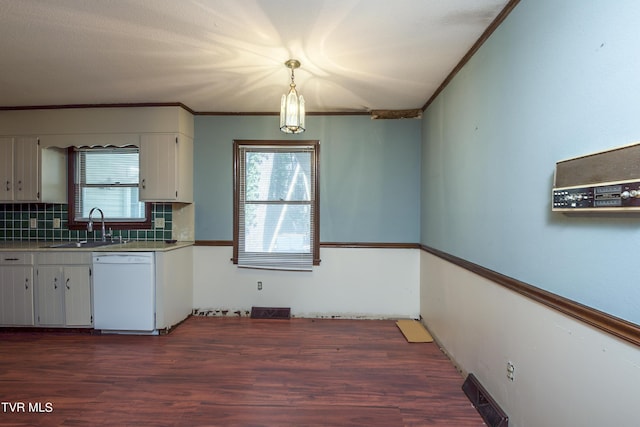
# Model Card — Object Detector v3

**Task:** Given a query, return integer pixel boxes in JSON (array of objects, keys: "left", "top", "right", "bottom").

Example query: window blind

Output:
[
  {"left": 74, "top": 147, "right": 145, "bottom": 221},
  {"left": 237, "top": 145, "right": 316, "bottom": 271}
]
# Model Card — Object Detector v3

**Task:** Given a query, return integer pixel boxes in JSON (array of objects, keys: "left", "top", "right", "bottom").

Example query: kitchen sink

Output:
[{"left": 42, "top": 240, "right": 124, "bottom": 249}]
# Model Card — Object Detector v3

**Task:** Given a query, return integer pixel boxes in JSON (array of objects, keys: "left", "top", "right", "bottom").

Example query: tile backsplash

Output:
[{"left": 0, "top": 203, "right": 172, "bottom": 242}]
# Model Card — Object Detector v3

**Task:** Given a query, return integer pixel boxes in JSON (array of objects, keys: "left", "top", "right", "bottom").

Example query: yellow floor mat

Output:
[{"left": 396, "top": 319, "right": 434, "bottom": 343}]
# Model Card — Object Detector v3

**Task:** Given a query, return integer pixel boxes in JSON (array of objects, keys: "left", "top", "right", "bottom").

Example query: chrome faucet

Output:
[{"left": 88, "top": 207, "right": 107, "bottom": 241}]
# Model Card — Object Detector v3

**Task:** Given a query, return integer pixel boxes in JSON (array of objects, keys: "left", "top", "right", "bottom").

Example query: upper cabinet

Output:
[
  {"left": 0, "top": 137, "right": 66, "bottom": 203},
  {"left": 0, "top": 137, "right": 13, "bottom": 199},
  {"left": 0, "top": 106, "right": 193, "bottom": 204},
  {"left": 139, "top": 133, "right": 193, "bottom": 203}
]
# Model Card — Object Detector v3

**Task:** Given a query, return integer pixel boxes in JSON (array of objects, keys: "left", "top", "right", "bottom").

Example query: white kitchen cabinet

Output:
[
  {"left": 36, "top": 266, "right": 65, "bottom": 326},
  {"left": 139, "top": 133, "right": 193, "bottom": 202},
  {"left": 0, "top": 253, "right": 34, "bottom": 326},
  {"left": 0, "top": 138, "right": 14, "bottom": 201},
  {"left": 0, "top": 137, "right": 66, "bottom": 203},
  {"left": 14, "top": 136, "right": 39, "bottom": 201},
  {"left": 63, "top": 266, "right": 92, "bottom": 326},
  {"left": 36, "top": 253, "right": 92, "bottom": 327},
  {"left": 155, "top": 246, "right": 193, "bottom": 332},
  {"left": 0, "top": 267, "right": 34, "bottom": 325}
]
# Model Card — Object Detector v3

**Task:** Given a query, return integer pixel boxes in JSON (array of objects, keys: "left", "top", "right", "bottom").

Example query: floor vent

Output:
[
  {"left": 462, "top": 373, "right": 509, "bottom": 427},
  {"left": 250, "top": 307, "right": 291, "bottom": 319}
]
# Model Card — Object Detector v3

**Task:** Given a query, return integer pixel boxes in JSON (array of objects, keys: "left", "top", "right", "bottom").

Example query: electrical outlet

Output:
[
  {"left": 154, "top": 217, "right": 165, "bottom": 228},
  {"left": 30, "top": 218, "right": 37, "bottom": 229},
  {"left": 53, "top": 218, "right": 61, "bottom": 228},
  {"left": 257, "top": 281, "right": 263, "bottom": 291},
  {"left": 506, "top": 361, "right": 515, "bottom": 381}
]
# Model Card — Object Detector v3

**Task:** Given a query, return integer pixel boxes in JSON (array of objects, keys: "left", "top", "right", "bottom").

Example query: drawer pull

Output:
[{"left": 3, "top": 258, "right": 19, "bottom": 261}]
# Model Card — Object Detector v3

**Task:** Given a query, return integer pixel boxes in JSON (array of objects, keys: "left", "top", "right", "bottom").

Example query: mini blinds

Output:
[
  {"left": 74, "top": 147, "right": 146, "bottom": 222},
  {"left": 237, "top": 143, "right": 317, "bottom": 271}
]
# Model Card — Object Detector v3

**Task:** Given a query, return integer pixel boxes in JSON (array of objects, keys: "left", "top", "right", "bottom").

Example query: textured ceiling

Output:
[{"left": 0, "top": 0, "right": 510, "bottom": 113}]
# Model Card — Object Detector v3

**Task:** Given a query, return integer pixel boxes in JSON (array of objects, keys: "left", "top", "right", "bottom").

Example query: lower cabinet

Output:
[
  {"left": 1, "top": 267, "right": 35, "bottom": 325},
  {"left": 36, "top": 266, "right": 65, "bottom": 325},
  {"left": 0, "top": 253, "right": 35, "bottom": 326},
  {"left": 63, "top": 266, "right": 92, "bottom": 326},
  {"left": 36, "top": 253, "right": 92, "bottom": 327}
]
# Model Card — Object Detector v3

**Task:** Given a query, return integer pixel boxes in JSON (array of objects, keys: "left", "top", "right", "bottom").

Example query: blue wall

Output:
[
  {"left": 194, "top": 115, "right": 421, "bottom": 243},
  {"left": 421, "top": 0, "right": 640, "bottom": 324}
]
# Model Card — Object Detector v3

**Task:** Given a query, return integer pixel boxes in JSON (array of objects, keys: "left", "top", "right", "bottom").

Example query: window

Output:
[
  {"left": 234, "top": 140, "right": 320, "bottom": 270},
  {"left": 67, "top": 146, "right": 151, "bottom": 230}
]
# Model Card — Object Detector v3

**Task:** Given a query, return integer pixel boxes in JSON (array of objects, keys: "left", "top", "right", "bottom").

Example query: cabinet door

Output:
[
  {"left": 13, "top": 137, "right": 40, "bottom": 201},
  {"left": 139, "top": 134, "right": 178, "bottom": 201},
  {"left": 64, "top": 266, "right": 92, "bottom": 326},
  {"left": 37, "top": 266, "right": 65, "bottom": 326},
  {"left": 0, "top": 138, "right": 14, "bottom": 201},
  {"left": 0, "top": 266, "right": 34, "bottom": 326}
]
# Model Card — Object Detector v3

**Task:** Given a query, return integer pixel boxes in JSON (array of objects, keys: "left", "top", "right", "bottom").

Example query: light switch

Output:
[
  {"left": 53, "top": 218, "right": 61, "bottom": 228},
  {"left": 30, "top": 218, "right": 37, "bottom": 229},
  {"left": 154, "top": 217, "right": 165, "bottom": 228}
]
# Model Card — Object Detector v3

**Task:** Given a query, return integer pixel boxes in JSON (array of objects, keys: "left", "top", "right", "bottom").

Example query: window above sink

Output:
[{"left": 67, "top": 147, "right": 152, "bottom": 231}]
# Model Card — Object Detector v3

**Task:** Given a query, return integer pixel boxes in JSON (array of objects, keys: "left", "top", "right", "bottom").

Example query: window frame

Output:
[
  {"left": 66, "top": 146, "right": 152, "bottom": 230},
  {"left": 233, "top": 140, "right": 320, "bottom": 268}
]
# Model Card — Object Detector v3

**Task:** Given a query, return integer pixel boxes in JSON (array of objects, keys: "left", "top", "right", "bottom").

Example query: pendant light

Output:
[{"left": 280, "top": 59, "right": 305, "bottom": 134}]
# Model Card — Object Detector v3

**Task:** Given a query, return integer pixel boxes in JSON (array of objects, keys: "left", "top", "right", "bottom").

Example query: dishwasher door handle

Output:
[{"left": 93, "top": 253, "right": 154, "bottom": 264}]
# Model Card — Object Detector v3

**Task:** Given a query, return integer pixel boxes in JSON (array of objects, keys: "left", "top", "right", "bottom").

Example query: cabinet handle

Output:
[
  {"left": 141, "top": 178, "right": 146, "bottom": 189},
  {"left": 17, "top": 180, "right": 22, "bottom": 191},
  {"left": 3, "top": 257, "right": 19, "bottom": 261},
  {"left": 54, "top": 277, "right": 58, "bottom": 289},
  {"left": 65, "top": 278, "right": 70, "bottom": 290},
  {"left": 5, "top": 180, "right": 9, "bottom": 191},
  {"left": 25, "top": 278, "right": 29, "bottom": 290}
]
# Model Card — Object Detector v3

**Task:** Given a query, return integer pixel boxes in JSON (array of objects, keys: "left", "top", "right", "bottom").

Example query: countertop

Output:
[{"left": 0, "top": 240, "right": 194, "bottom": 252}]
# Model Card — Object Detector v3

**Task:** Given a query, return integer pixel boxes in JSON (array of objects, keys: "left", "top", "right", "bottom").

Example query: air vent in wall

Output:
[
  {"left": 462, "top": 373, "right": 508, "bottom": 427},
  {"left": 250, "top": 307, "right": 291, "bottom": 319}
]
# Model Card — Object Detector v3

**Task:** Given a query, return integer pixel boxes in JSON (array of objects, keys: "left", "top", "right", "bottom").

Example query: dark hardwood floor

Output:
[{"left": 0, "top": 317, "right": 484, "bottom": 426}]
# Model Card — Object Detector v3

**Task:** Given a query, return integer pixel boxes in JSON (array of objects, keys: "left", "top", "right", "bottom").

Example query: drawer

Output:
[
  {"left": 0, "top": 252, "right": 34, "bottom": 265},
  {"left": 37, "top": 252, "right": 92, "bottom": 265}
]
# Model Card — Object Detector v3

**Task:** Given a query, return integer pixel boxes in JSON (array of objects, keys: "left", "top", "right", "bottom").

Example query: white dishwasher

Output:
[{"left": 92, "top": 252, "right": 156, "bottom": 334}]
